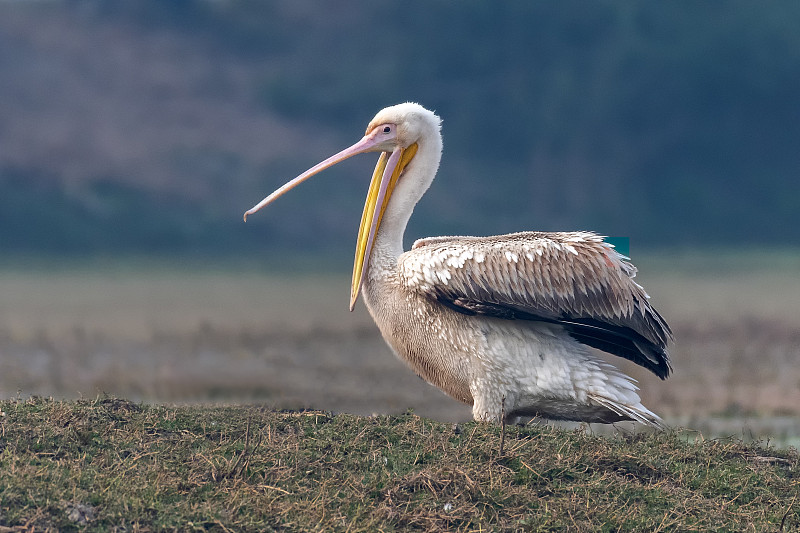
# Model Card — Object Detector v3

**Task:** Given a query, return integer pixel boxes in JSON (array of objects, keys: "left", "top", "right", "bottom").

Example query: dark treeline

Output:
[{"left": 1, "top": 1, "right": 798, "bottom": 256}]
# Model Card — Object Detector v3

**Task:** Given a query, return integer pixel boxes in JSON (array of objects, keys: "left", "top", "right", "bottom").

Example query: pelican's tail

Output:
[
  {"left": 588, "top": 394, "right": 666, "bottom": 430},
  {"left": 580, "top": 357, "right": 667, "bottom": 430}
]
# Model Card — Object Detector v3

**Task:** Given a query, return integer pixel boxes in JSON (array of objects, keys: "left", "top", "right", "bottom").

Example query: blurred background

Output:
[{"left": 1, "top": 1, "right": 798, "bottom": 443}]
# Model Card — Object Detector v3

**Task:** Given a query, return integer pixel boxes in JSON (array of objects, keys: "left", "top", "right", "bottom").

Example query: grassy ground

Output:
[{"left": 1, "top": 396, "right": 798, "bottom": 532}]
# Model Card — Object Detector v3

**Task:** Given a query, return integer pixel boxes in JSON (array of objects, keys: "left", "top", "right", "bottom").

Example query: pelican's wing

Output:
[{"left": 399, "top": 231, "right": 673, "bottom": 378}]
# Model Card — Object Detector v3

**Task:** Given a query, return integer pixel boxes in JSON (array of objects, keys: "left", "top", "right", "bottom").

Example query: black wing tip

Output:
[
  {"left": 651, "top": 352, "right": 672, "bottom": 380},
  {"left": 621, "top": 343, "right": 672, "bottom": 380},
  {"left": 634, "top": 339, "right": 672, "bottom": 379},
  {"left": 563, "top": 324, "right": 673, "bottom": 380}
]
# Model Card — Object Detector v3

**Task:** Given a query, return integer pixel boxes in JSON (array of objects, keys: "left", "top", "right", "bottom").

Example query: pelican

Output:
[{"left": 244, "top": 103, "right": 673, "bottom": 427}]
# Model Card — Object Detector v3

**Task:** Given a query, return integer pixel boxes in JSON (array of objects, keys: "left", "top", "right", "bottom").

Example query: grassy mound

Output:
[{"left": 0, "top": 397, "right": 797, "bottom": 531}]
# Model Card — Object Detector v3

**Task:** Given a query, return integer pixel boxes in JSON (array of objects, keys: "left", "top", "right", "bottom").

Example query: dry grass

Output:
[{"left": 1, "top": 396, "right": 798, "bottom": 532}]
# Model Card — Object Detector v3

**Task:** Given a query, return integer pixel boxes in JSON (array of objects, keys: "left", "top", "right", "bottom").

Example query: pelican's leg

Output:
[{"left": 469, "top": 377, "right": 516, "bottom": 423}]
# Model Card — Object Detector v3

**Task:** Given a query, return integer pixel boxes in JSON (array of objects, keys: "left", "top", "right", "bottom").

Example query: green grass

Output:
[{"left": 1, "top": 397, "right": 798, "bottom": 532}]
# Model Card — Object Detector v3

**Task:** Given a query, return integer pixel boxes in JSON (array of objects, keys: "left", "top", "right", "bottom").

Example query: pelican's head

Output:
[
  {"left": 365, "top": 102, "right": 440, "bottom": 151},
  {"left": 244, "top": 103, "right": 441, "bottom": 311}
]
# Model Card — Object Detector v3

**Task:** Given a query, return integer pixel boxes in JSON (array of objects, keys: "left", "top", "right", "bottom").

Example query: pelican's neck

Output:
[{"left": 368, "top": 128, "right": 442, "bottom": 273}]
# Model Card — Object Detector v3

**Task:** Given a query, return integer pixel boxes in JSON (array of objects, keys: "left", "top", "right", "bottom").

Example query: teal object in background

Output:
[{"left": 605, "top": 237, "right": 630, "bottom": 257}]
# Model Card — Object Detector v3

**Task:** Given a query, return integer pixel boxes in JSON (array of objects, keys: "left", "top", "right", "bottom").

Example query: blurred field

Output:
[{"left": 1, "top": 251, "right": 798, "bottom": 441}]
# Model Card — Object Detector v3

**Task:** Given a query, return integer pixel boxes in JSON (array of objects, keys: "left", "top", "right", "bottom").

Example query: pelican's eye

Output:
[{"left": 373, "top": 123, "right": 395, "bottom": 139}]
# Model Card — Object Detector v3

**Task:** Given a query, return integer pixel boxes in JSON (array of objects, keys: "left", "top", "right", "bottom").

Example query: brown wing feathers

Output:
[{"left": 402, "top": 232, "right": 673, "bottom": 378}]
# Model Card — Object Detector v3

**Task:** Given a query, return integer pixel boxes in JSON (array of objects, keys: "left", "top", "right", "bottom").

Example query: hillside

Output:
[{"left": 1, "top": 1, "right": 799, "bottom": 253}]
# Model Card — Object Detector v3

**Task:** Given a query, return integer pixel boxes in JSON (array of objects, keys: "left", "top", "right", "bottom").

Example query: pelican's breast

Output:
[{"left": 362, "top": 270, "right": 475, "bottom": 406}]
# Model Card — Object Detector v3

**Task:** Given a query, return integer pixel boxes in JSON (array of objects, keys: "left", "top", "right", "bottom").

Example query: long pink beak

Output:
[
  {"left": 243, "top": 128, "right": 416, "bottom": 310},
  {"left": 243, "top": 131, "right": 385, "bottom": 222}
]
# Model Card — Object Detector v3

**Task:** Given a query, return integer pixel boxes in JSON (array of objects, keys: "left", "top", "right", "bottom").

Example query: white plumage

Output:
[{"left": 245, "top": 103, "right": 673, "bottom": 427}]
